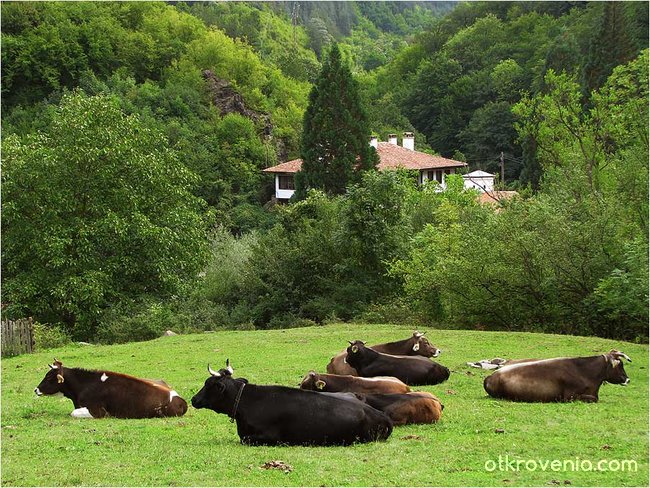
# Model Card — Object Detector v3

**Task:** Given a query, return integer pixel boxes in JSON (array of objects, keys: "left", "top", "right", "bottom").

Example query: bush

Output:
[
  {"left": 96, "top": 302, "right": 176, "bottom": 344},
  {"left": 33, "top": 322, "right": 72, "bottom": 350}
]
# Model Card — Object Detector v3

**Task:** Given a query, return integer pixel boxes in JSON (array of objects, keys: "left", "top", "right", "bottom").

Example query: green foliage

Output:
[
  {"left": 295, "top": 43, "right": 378, "bottom": 199},
  {"left": 2, "top": 91, "right": 208, "bottom": 339},
  {"left": 33, "top": 322, "right": 72, "bottom": 351},
  {"left": 96, "top": 302, "right": 173, "bottom": 345}
]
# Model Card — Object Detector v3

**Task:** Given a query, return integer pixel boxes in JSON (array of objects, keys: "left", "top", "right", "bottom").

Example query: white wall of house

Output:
[
  {"left": 420, "top": 168, "right": 456, "bottom": 189},
  {"left": 275, "top": 174, "right": 295, "bottom": 200},
  {"left": 463, "top": 171, "right": 495, "bottom": 193}
]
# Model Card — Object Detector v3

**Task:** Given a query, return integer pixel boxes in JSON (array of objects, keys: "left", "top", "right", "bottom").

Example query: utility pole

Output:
[{"left": 499, "top": 151, "right": 505, "bottom": 188}]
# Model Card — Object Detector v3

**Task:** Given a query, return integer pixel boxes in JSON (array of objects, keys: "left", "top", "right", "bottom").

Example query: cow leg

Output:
[{"left": 576, "top": 394, "right": 598, "bottom": 403}]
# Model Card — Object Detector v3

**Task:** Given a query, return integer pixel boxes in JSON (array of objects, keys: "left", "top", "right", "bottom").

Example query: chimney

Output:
[
  {"left": 388, "top": 133, "right": 398, "bottom": 145},
  {"left": 369, "top": 136, "right": 378, "bottom": 149},
  {"left": 402, "top": 132, "right": 415, "bottom": 151}
]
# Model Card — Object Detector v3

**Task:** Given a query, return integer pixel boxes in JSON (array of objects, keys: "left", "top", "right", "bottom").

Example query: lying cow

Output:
[
  {"left": 34, "top": 359, "right": 188, "bottom": 418},
  {"left": 358, "top": 392, "right": 444, "bottom": 425},
  {"left": 191, "top": 360, "right": 393, "bottom": 446},
  {"left": 345, "top": 340, "right": 450, "bottom": 386},
  {"left": 327, "top": 331, "right": 440, "bottom": 375},
  {"left": 483, "top": 350, "right": 632, "bottom": 403},
  {"left": 300, "top": 371, "right": 410, "bottom": 394}
]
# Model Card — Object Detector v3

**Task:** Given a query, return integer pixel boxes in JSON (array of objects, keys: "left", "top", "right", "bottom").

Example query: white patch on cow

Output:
[
  {"left": 100, "top": 373, "right": 109, "bottom": 382},
  {"left": 412, "top": 343, "right": 420, "bottom": 352},
  {"left": 169, "top": 390, "right": 179, "bottom": 403},
  {"left": 358, "top": 376, "right": 401, "bottom": 383},
  {"left": 34, "top": 388, "right": 42, "bottom": 396},
  {"left": 496, "top": 357, "right": 571, "bottom": 374},
  {"left": 623, "top": 378, "right": 630, "bottom": 386},
  {"left": 71, "top": 407, "right": 94, "bottom": 418}
]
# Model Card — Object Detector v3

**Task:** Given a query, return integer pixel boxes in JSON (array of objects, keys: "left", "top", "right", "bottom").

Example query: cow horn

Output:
[
  {"left": 348, "top": 340, "right": 354, "bottom": 345},
  {"left": 613, "top": 351, "right": 632, "bottom": 362},
  {"left": 225, "top": 358, "right": 234, "bottom": 374},
  {"left": 208, "top": 364, "right": 221, "bottom": 377}
]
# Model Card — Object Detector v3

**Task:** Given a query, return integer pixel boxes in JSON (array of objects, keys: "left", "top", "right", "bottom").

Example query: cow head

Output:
[
  {"left": 345, "top": 340, "right": 369, "bottom": 368},
  {"left": 410, "top": 331, "right": 441, "bottom": 358},
  {"left": 299, "top": 371, "right": 327, "bottom": 390},
  {"left": 34, "top": 359, "right": 65, "bottom": 396},
  {"left": 191, "top": 359, "right": 247, "bottom": 411},
  {"left": 604, "top": 350, "right": 631, "bottom": 385}
]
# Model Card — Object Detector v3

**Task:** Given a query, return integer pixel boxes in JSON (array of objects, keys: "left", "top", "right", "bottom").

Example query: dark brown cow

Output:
[
  {"left": 483, "top": 350, "right": 632, "bottom": 403},
  {"left": 345, "top": 341, "right": 450, "bottom": 386},
  {"left": 358, "top": 392, "right": 444, "bottom": 425},
  {"left": 34, "top": 359, "right": 188, "bottom": 418},
  {"left": 327, "top": 331, "right": 441, "bottom": 375},
  {"left": 299, "top": 371, "right": 411, "bottom": 394}
]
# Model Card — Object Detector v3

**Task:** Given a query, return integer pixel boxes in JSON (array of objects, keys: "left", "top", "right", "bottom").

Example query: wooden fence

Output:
[{"left": 1, "top": 317, "right": 35, "bottom": 357}]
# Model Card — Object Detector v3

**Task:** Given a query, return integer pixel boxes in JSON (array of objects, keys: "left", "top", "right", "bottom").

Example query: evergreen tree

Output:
[{"left": 294, "top": 43, "right": 378, "bottom": 199}]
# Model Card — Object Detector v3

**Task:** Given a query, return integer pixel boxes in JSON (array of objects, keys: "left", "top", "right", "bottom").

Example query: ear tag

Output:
[
  {"left": 351, "top": 345, "right": 359, "bottom": 353},
  {"left": 57, "top": 374, "right": 65, "bottom": 384},
  {"left": 316, "top": 380, "right": 326, "bottom": 390},
  {"left": 413, "top": 343, "right": 420, "bottom": 352}
]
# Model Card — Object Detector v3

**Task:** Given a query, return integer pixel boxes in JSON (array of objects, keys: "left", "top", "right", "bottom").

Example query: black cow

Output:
[
  {"left": 345, "top": 340, "right": 450, "bottom": 386},
  {"left": 34, "top": 359, "right": 188, "bottom": 418},
  {"left": 483, "top": 350, "right": 632, "bottom": 402},
  {"left": 327, "top": 331, "right": 441, "bottom": 375},
  {"left": 191, "top": 360, "right": 393, "bottom": 446}
]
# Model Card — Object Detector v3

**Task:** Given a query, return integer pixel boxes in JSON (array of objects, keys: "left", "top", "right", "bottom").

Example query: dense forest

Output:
[{"left": 2, "top": 1, "right": 648, "bottom": 344}]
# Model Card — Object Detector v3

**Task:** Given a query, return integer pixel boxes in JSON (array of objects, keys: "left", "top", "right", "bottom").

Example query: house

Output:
[
  {"left": 263, "top": 132, "right": 467, "bottom": 201},
  {"left": 462, "top": 170, "right": 495, "bottom": 193}
]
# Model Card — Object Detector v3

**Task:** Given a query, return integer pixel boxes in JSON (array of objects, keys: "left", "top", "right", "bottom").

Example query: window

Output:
[
  {"left": 427, "top": 170, "right": 435, "bottom": 181},
  {"left": 435, "top": 170, "right": 443, "bottom": 183},
  {"left": 278, "top": 175, "right": 295, "bottom": 190}
]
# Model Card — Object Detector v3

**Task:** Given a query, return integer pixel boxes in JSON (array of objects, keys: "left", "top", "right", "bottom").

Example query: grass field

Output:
[{"left": 1, "top": 323, "right": 648, "bottom": 487}]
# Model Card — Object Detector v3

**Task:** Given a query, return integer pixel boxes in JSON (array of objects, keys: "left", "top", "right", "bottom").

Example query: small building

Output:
[
  {"left": 263, "top": 132, "right": 468, "bottom": 201},
  {"left": 462, "top": 170, "right": 495, "bottom": 193}
]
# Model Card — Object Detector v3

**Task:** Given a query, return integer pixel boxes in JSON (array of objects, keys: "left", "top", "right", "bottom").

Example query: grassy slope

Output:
[{"left": 1, "top": 324, "right": 648, "bottom": 487}]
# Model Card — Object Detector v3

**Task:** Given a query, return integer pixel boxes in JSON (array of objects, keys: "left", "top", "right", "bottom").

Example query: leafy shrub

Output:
[
  {"left": 33, "top": 322, "right": 72, "bottom": 350},
  {"left": 96, "top": 302, "right": 175, "bottom": 344}
]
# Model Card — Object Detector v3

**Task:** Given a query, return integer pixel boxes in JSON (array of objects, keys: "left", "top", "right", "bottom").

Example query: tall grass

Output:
[{"left": 2, "top": 324, "right": 647, "bottom": 486}]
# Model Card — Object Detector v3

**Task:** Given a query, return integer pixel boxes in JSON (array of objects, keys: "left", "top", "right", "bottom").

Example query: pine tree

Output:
[{"left": 294, "top": 43, "right": 378, "bottom": 199}]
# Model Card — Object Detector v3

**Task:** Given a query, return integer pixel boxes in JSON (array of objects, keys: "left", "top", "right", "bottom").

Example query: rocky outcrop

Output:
[{"left": 202, "top": 70, "right": 272, "bottom": 137}]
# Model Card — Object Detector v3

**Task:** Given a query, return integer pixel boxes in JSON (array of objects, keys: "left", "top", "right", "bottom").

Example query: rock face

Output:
[
  {"left": 163, "top": 330, "right": 177, "bottom": 337},
  {"left": 202, "top": 70, "right": 272, "bottom": 137}
]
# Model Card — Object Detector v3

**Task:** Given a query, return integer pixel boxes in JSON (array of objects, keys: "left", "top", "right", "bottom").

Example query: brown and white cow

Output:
[
  {"left": 327, "top": 331, "right": 441, "bottom": 375},
  {"left": 34, "top": 359, "right": 188, "bottom": 418},
  {"left": 357, "top": 391, "right": 444, "bottom": 425},
  {"left": 483, "top": 350, "right": 632, "bottom": 403},
  {"left": 299, "top": 371, "right": 411, "bottom": 394}
]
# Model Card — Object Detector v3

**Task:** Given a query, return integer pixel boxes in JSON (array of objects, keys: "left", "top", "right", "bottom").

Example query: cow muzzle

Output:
[
  {"left": 34, "top": 387, "right": 42, "bottom": 396},
  {"left": 432, "top": 349, "right": 441, "bottom": 358},
  {"left": 622, "top": 378, "right": 630, "bottom": 386}
]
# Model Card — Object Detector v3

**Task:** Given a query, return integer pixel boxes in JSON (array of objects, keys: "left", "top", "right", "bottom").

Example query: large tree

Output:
[
  {"left": 294, "top": 43, "right": 378, "bottom": 199},
  {"left": 2, "top": 91, "right": 209, "bottom": 339}
]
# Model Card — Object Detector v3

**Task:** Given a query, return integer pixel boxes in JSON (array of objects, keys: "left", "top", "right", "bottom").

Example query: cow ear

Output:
[
  {"left": 316, "top": 380, "right": 326, "bottom": 390},
  {"left": 351, "top": 345, "right": 359, "bottom": 353},
  {"left": 609, "top": 357, "right": 620, "bottom": 367},
  {"left": 412, "top": 343, "right": 420, "bottom": 352},
  {"left": 57, "top": 374, "right": 65, "bottom": 384}
]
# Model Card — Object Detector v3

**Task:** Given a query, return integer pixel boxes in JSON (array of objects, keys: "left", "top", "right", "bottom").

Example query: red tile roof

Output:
[
  {"left": 478, "top": 191, "right": 519, "bottom": 205},
  {"left": 262, "top": 142, "right": 466, "bottom": 174}
]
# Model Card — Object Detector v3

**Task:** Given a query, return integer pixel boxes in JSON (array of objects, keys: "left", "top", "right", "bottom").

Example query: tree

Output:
[
  {"left": 294, "top": 43, "right": 378, "bottom": 199},
  {"left": 2, "top": 91, "right": 208, "bottom": 339}
]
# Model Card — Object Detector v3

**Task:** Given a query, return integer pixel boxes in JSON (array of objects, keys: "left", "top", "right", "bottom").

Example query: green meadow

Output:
[{"left": 2, "top": 324, "right": 648, "bottom": 486}]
